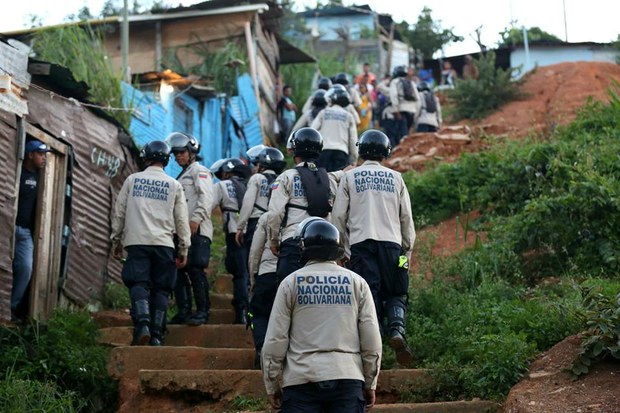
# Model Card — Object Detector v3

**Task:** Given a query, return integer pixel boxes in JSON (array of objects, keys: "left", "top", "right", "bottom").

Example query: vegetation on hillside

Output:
[
  {"left": 401, "top": 87, "right": 620, "bottom": 400},
  {"left": 446, "top": 51, "right": 522, "bottom": 120},
  {"left": 31, "top": 25, "right": 131, "bottom": 130},
  {"left": 0, "top": 310, "right": 117, "bottom": 412}
]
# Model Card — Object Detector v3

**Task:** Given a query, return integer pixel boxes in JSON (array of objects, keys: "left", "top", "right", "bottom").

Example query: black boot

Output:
[
  {"left": 234, "top": 306, "right": 247, "bottom": 325},
  {"left": 187, "top": 269, "right": 210, "bottom": 325},
  {"left": 386, "top": 298, "right": 413, "bottom": 366},
  {"left": 170, "top": 277, "right": 192, "bottom": 324},
  {"left": 150, "top": 309, "right": 167, "bottom": 346},
  {"left": 131, "top": 299, "right": 151, "bottom": 346}
]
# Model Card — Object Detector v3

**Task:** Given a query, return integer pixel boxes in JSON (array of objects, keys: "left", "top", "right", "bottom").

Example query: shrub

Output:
[
  {"left": 447, "top": 51, "right": 522, "bottom": 120},
  {"left": 0, "top": 378, "right": 83, "bottom": 413},
  {"left": 571, "top": 286, "right": 620, "bottom": 376},
  {"left": 0, "top": 309, "right": 117, "bottom": 412}
]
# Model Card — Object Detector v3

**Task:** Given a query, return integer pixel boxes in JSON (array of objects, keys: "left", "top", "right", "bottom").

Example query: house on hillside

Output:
[
  {"left": 4, "top": 0, "right": 314, "bottom": 152},
  {"left": 427, "top": 41, "right": 617, "bottom": 84},
  {"left": 0, "top": 39, "right": 138, "bottom": 322},
  {"left": 296, "top": 4, "right": 411, "bottom": 77}
]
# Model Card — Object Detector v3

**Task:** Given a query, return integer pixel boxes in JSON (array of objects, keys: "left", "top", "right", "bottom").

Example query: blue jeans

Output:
[{"left": 11, "top": 226, "right": 34, "bottom": 313}]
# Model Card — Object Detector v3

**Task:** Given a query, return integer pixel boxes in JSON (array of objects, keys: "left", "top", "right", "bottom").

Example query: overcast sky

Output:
[{"left": 0, "top": 0, "right": 617, "bottom": 56}]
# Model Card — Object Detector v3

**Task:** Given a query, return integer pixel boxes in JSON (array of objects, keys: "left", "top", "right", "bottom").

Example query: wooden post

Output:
[
  {"left": 386, "top": 22, "right": 395, "bottom": 77},
  {"left": 244, "top": 20, "right": 261, "bottom": 110}
]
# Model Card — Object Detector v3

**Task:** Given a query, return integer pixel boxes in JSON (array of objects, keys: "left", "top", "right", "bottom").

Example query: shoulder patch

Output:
[
  {"left": 198, "top": 172, "right": 209, "bottom": 179},
  {"left": 271, "top": 181, "right": 280, "bottom": 190}
]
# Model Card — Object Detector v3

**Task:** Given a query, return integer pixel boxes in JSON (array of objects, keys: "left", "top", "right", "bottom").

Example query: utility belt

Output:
[
  {"left": 281, "top": 202, "right": 308, "bottom": 230},
  {"left": 221, "top": 207, "right": 239, "bottom": 230}
]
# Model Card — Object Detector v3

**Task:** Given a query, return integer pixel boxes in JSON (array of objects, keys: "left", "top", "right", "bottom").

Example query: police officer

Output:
[
  {"left": 311, "top": 88, "right": 358, "bottom": 172},
  {"left": 211, "top": 158, "right": 252, "bottom": 324},
  {"left": 326, "top": 83, "right": 361, "bottom": 126},
  {"left": 262, "top": 218, "right": 382, "bottom": 412},
  {"left": 166, "top": 132, "right": 214, "bottom": 325},
  {"left": 236, "top": 146, "right": 286, "bottom": 253},
  {"left": 246, "top": 211, "right": 279, "bottom": 369},
  {"left": 389, "top": 65, "right": 421, "bottom": 145},
  {"left": 331, "top": 129, "right": 416, "bottom": 365},
  {"left": 334, "top": 71, "right": 362, "bottom": 109},
  {"left": 301, "top": 76, "right": 332, "bottom": 113},
  {"left": 293, "top": 89, "right": 328, "bottom": 131},
  {"left": 268, "top": 127, "right": 342, "bottom": 282},
  {"left": 111, "top": 140, "right": 191, "bottom": 346}
]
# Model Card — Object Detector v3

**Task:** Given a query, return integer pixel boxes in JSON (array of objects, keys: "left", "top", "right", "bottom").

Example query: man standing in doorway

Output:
[{"left": 11, "top": 139, "right": 51, "bottom": 323}]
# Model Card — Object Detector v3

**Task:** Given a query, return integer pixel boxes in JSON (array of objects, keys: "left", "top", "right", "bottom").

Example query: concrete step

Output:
[
  {"left": 210, "top": 292, "right": 234, "bottom": 309},
  {"left": 94, "top": 308, "right": 236, "bottom": 327},
  {"left": 139, "top": 369, "right": 431, "bottom": 402},
  {"left": 98, "top": 324, "right": 254, "bottom": 348},
  {"left": 212, "top": 274, "right": 233, "bottom": 294},
  {"left": 108, "top": 347, "right": 256, "bottom": 379},
  {"left": 235, "top": 401, "right": 500, "bottom": 413}
]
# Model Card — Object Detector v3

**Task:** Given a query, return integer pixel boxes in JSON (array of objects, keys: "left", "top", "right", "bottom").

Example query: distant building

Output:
[{"left": 296, "top": 4, "right": 411, "bottom": 77}]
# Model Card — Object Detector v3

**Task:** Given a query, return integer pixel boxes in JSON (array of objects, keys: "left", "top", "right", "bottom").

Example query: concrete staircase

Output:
[{"left": 98, "top": 273, "right": 501, "bottom": 413}]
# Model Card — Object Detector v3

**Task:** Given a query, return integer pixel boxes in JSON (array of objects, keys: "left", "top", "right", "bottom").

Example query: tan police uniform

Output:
[
  {"left": 212, "top": 179, "right": 242, "bottom": 234},
  {"left": 237, "top": 170, "right": 277, "bottom": 232},
  {"left": 310, "top": 106, "right": 358, "bottom": 168},
  {"left": 261, "top": 260, "right": 382, "bottom": 394},
  {"left": 389, "top": 77, "right": 422, "bottom": 117},
  {"left": 178, "top": 161, "right": 214, "bottom": 239},
  {"left": 111, "top": 165, "right": 191, "bottom": 256},
  {"left": 331, "top": 160, "right": 415, "bottom": 257},
  {"left": 248, "top": 212, "right": 278, "bottom": 277}
]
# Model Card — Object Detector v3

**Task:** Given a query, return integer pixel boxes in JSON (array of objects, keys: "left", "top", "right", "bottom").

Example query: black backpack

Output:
[
  {"left": 254, "top": 172, "right": 277, "bottom": 212},
  {"left": 423, "top": 90, "right": 437, "bottom": 114},
  {"left": 293, "top": 162, "right": 331, "bottom": 218},
  {"left": 400, "top": 78, "right": 417, "bottom": 101},
  {"left": 230, "top": 176, "right": 247, "bottom": 211}
]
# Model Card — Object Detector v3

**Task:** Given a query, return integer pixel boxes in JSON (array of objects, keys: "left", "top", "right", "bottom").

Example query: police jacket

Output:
[
  {"left": 248, "top": 212, "right": 277, "bottom": 277},
  {"left": 310, "top": 106, "right": 358, "bottom": 162},
  {"left": 389, "top": 77, "right": 422, "bottom": 116},
  {"left": 261, "top": 260, "right": 382, "bottom": 394},
  {"left": 237, "top": 169, "right": 277, "bottom": 231},
  {"left": 331, "top": 160, "right": 416, "bottom": 256},
  {"left": 416, "top": 92, "right": 443, "bottom": 129},
  {"left": 111, "top": 166, "right": 191, "bottom": 256},
  {"left": 268, "top": 164, "right": 342, "bottom": 243},
  {"left": 212, "top": 179, "right": 242, "bottom": 234},
  {"left": 177, "top": 161, "right": 214, "bottom": 240}
]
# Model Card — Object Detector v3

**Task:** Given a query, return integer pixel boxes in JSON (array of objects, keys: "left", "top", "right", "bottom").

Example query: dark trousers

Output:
[
  {"left": 175, "top": 235, "right": 212, "bottom": 312},
  {"left": 394, "top": 115, "right": 409, "bottom": 146},
  {"left": 282, "top": 379, "right": 366, "bottom": 413},
  {"left": 225, "top": 233, "right": 249, "bottom": 309},
  {"left": 249, "top": 272, "right": 278, "bottom": 353},
  {"left": 276, "top": 237, "right": 303, "bottom": 283},
  {"left": 416, "top": 123, "right": 437, "bottom": 132},
  {"left": 122, "top": 245, "right": 176, "bottom": 321},
  {"left": 402, "top": 111, "right": 415, "bottom": 132},
  {"left": 381, "top": 118, "right": 401, "bottom": 149},
  {"left": 243, "top": 217, "right": 260, "bottom": 267},
  {"left": 317, "top": 150, "right": 349, "bottom": 172},
  {"left": 350, "top": 240, "right": 407, "bottom": 324}
]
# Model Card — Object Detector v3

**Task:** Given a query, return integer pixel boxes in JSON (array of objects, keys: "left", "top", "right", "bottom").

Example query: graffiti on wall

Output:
[{"left": 90, "top": 147, "right": 121, "bottom": 177}]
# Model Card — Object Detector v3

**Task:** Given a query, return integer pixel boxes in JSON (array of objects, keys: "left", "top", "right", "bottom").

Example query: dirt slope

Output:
[{"left": 386, "top": 61, "right": 620, "bottom": 172}]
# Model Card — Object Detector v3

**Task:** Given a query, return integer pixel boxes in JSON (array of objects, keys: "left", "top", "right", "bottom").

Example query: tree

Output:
[
  {"left": 498, "top": 26, "right": 562, "bottom": 47},
  {"left": 396, "top": 7, "right": 463, "bottom": 60}
]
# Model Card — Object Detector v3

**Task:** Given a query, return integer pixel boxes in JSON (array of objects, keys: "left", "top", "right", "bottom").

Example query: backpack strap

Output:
[{"left": 295, "top": 162, "right": 331, "bottom": 218}]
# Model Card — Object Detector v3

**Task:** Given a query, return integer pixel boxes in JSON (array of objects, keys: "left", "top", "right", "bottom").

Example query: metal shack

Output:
[{"left": 0, "top": 39, "right": 137, "bottom": 321}]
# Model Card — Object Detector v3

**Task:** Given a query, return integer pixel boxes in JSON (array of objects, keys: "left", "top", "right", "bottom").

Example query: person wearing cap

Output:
[{"left": 11, "top": 140, "right": 51, "bottom": 322}]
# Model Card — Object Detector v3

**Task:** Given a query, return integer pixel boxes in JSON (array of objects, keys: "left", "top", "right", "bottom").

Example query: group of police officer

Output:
[{"left": 111, "top": 116, "right": 415, "bottom": 411}]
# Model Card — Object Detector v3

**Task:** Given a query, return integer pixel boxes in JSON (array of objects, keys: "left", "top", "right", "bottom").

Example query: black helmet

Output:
[
  {"left": 257, "top": 147, "right": 286, "bottom": 174},
  {"left": 222, "top": 158, "right": 252, "bottom": 179},
  {"left": 166, "top": 132, "right": 200, "bottom": 154},
  {"left": 140, "top": 140, "right": 171, "bottom": 166},
  {"left": 417, "top": 81, "right": 431, "bottom": 92},
  {"left": 331, "top": 88, "right": 350, "bottom": 107},
  {"left": 357, "top": 129, "right": 391, "bottom": 159},
  {"left": 246, "top": 144, "right": 267, "bottom": 165},
  {"left": 290, "top": 127, "right": 323, "bottom": 158},
  {"left": 298, "top": 218, "right": 344, "bottom": 261},
  {"left": 209, "top": 158, "right": 227, "bottom": 180},
  {"left": 334, "top": 72, "right": 349, "bottom": 85},
  {"left": 392, "top": 65, "right": 407, "bottom": 78},
  {"left": 317, "top": 77, "right": 332, "bottom": 91},
  {"left": 311, "top": 90, "right": 328, "bottom": 108}
]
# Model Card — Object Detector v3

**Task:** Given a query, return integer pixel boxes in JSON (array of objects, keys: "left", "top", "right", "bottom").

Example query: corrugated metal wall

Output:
[
  {"left": 26, "top": 87, "right": 137, "bottom": 305},
  {"left": 124, "top": 73, "right": 262, "bottom": 176},
  {"left": 0, "top": 110, "right": 18, "bottom": 320}
]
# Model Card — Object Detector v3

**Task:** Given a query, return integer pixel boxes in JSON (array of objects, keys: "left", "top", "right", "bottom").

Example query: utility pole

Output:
[
  {"left": 562, "top": 0, "right": 568, "bottom": 42},
  {"left": 121, "top": 0, "right": 129, "bottom": 83}
]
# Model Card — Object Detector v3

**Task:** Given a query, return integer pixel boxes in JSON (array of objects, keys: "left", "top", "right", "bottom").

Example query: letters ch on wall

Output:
[{"left": 91, "top": 147, "right": 121, "bottom": 178}]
